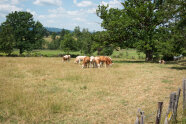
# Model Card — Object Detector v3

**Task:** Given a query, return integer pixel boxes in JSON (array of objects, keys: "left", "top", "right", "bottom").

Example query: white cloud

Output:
[
  {"left": 101, "top": 0, "right": 122, "bottom": 9},
  {"left": 11, "top": 0, "right": 19, "bottom": 4},
  {"left": 33, "top": 0, "right": 62, "bottom": 6},
  {"left": 48, "top": 7, "right": 85, "bottom": 17},
  {"left": 26, "top": 9, "right": 37, "bottom": 17},
  {"left": 87, "top": 8, "right": 96, "bottom": 14},
  {"left": 73, "top": 17, "right": 86, "bottom": 22},
  {"left": 73, "top": 0, "right": 93, "bottom": 7},
  {"left": 0, "top": 4, "right": 22, "bottom": 17}
]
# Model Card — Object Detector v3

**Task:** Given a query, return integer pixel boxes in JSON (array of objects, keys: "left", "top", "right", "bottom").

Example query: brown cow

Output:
[
  {"left": 82, "top": 56, "right": 90, "bottom": 68},
  {"left": 62, "top": 55, "right": 71, "bottom": 62},
  {"left": 98, "top": 56, "right": 112, "bottom": 68},
  {"left": 159, "top": 60, "right": 165, "bottom": 64}
]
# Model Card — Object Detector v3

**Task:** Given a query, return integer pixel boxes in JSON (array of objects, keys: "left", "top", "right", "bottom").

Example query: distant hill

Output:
[
  {"left": 45, "top": 27, "right": 72, "bottom": 33},
  {"left": 45, "top": 27, "right": 62, "bottom": 33}
]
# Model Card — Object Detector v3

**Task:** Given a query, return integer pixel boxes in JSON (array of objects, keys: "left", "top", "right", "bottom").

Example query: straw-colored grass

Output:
[{"left": 0, "top": 57, "right": 185, "bottom": 123}]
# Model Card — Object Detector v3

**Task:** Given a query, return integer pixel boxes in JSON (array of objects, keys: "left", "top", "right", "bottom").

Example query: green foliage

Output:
[
  {"left": 78, "top": 28, "right": 93, "bottom": 55},
  {"left": 0, "top": 11, "right": 45, "bottom": 54},
  {"left": 0, "top": 24, "right": 15, "bottom": 55},
  {"left": 60, "top": 33, "right": 77, "bottom": 53},
  {"left": 92, "top": 31, "right": 114, "bottom": 55},
  {"left": 96, "top": 0, "right": 186, "bottom": 61}
]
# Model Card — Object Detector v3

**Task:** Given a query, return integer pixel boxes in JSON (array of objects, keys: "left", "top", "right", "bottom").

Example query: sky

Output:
[{"left": 0, "top": 0, "right": 123, "bottom": 31}]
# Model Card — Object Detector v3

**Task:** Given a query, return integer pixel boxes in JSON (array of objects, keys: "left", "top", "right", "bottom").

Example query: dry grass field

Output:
[{"left": 0, "top": 57, "right": 185, "bottom": 123}]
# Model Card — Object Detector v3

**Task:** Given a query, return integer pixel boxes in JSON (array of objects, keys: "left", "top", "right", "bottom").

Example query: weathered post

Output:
[
  {"left": 135, "top": 108, "right": 141, "bottom": 124},
  {"left": 183, "top": 79, "right": 186, "bottom": 115},
  {"left": 164, "top": 92, "right": 176, "bottom": 124},
  {"left": 135, "top": 108, "right": 144, "bottom": 124},
  {"left": 172, "top": 88, "right": 181, "bottom": 122},
  {"left": 156, "top": 102, "right": 163, "bottom": 124},
  {"left": 140, "top": 111, "right": 145, "bottom": 124}
]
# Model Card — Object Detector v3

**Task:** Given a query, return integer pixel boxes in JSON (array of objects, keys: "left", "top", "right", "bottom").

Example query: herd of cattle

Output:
[
  {"left": 62, "top": 54, "right": 184, "bottom": 67},
  {"left": 62, "top": 55, "right": 113, "bottom": 68}
]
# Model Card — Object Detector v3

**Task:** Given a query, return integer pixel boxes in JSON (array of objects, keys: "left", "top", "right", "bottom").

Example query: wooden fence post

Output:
[
  {"left": 135, "top": 108, "right": 141, "bottom": 124},
  {"left": 172, "top": 88, "right": 181, "bottom": 122},
  {"left": 140, "top": 111, "right": 145, "bottom": 124},
  {"left": 183, "top": 79, "right": 186, "bottom": 115},
  {"left": 164, "top": 92, "right": 176, "bottom": 124},
  {"left": 156, "top": 102, "right": 163, "bottom": 124},
  {"left": 135, "top": 108, "right": 144, "bottom": 124}
]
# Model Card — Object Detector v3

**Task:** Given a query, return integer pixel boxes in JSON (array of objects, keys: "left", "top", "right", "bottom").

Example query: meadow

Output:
[{"left": 0, "top": 56, "right": 185, "bottom": 123}]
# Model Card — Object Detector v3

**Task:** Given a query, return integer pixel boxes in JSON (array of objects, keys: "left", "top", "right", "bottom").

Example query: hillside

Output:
[{"left": 45, "top": 27, "right": 72, "bottom": 33}]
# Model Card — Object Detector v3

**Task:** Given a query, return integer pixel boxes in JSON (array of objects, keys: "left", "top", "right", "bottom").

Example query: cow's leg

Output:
[{"left": 82, "top": 64, "right": 85, "bottom": 68}]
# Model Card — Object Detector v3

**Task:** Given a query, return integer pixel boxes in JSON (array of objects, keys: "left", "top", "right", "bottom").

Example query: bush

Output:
[{"left": 99, "top": 47, "right": 114, "bottom": 56}]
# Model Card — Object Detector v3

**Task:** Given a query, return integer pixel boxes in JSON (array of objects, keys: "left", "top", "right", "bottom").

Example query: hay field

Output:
[{"left": 0, "top": 57, "right": 185, "bottom": 123}]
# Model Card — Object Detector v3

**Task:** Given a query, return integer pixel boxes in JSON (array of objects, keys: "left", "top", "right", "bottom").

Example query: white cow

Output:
[
  {"left": 90, "top": 56, "right": 97, "bottom": 68},
  {"left": 74, "top": 56, "right": 86, "bottom": 64},
  {"left": 174, "top": 54, "right": 183, "bottom": 61},
  {"left": 62, "top": 55, "right": 71, "bottom": 62}
]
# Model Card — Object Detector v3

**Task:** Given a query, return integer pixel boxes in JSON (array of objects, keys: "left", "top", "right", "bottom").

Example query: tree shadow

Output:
[
  {"left": 170, "top": 66, "right": 186, "bottom": 70},
  {"left": 113, "top": 60, "right": 146, "bottom": 64}
]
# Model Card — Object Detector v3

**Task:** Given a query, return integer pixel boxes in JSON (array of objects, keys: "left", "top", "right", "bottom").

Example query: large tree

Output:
[
  {"left": 1, "top": 11, "right": 45, "bottom": 54},
  {"left": 96, "top": 0, "right": 185, "bottom": 61}
]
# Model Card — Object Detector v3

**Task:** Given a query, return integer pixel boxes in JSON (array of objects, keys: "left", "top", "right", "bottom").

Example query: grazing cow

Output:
[
  {"left": 62, "top": 55, "right": 70, "bottom": 62},
  {"left": 94, "top": 56, "right": 101, "bottom": 68},
  {"left": 174, "top": 54, "right": 183, "bottom": 61},
  {"left": 159, "top": 60, "right": 165, "bottom": 64},
  {"left": 105, "top": 56, "right": 113, "bottom": 66},
  {"left": 99, "top": 56, "right": 113, "bottom": 68},
  {"left": 82, "top": 56, "right": 90, "bottom": 68},
  {"left": 90, "top": 56, "right": 97, "bottom": 68},
  {"left": 74, "top": 56, "right": 86, "bottom": 64}
]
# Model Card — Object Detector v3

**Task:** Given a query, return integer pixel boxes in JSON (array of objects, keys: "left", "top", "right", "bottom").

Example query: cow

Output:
[
  {"left": 105, "top": 56, "right": 113, "bottom": 66},
  {"left": 159, "top": 60, "right": 165, "bottom": 64},
  {"left": 90, "top": 56, "right": 97, "bottom": 68},
  {"left": 174, "top": 54, "right": 183, "bottom": 61},
  {"left": 94, "top": 56, "right": 101, "bottom": 68},
  {"left": 82, "top": 56, "right": 90, "bottom": 68},
  {"left": 74, "top": 56, "right": 86, "bottom": 64},
  {"left": 98, "top": 56, "right": 113, "bottom": 68},
  {"left": 62, "top": 55, "right": 70, "bottom": 62}
]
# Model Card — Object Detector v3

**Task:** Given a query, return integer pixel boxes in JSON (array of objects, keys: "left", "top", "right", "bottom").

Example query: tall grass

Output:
[{"left": 0, "top": 57, "right": 185, "bottom": 123}]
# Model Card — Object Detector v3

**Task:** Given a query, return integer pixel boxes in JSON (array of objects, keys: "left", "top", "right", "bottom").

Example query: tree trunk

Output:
[
  {"left": 19, "top": 48, "right": 23, "bottom": 55},
  {"left": 145, "top": 50, "right": 153, "bottom": 61}
]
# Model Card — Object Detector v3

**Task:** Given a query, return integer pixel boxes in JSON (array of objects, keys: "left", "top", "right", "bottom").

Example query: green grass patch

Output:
[
  {"left": 120, "top": 99, "right": 128, "bottom": 106},
  {"left": 161, "top": 79, "right": 173, "bottom": 84}
]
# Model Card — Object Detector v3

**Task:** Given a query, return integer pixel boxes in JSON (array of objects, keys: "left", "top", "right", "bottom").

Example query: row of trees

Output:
[
  {"left": 0, "top": 0, "right": 185, "bottom": 60},
  {"left": 96, "top": 0, "right": 186, "bottom": 61},
  {"left": 47, "top": 26, "right": 114, "bottom": 55},
  {"left": 0, "top": 12, "right": 114, "bottom": 56}
]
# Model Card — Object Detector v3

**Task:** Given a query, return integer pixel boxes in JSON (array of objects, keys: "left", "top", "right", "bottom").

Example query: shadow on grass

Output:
[
  {"left": 113, "top": 60, "right": 146, "bottom": 64},
  {"left": 170, "top": 66, "right": 186, "bottom": 70}
]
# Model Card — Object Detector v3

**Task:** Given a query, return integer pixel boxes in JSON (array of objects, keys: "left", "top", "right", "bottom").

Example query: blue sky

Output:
[{"left": 0, "top": 0, "right": 123, "bottom": 31}]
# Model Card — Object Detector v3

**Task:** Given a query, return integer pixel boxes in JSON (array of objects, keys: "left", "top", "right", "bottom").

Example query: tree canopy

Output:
[
  {"left": 96, "top": 0, "right": 186, "bottom": 61},
  {"left": 0, "top": 11, "right": 45, "bottom": 54}
]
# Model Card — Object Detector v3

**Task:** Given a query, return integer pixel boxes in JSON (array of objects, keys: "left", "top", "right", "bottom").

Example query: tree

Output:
[
  {"left": 80, "top": 28, "right": 93, "bottom": 55},
  {"left": 2, "top": 11, "right": 45, "bottom": 54},
  {"left": 0, "top": 24, "right": 15, "bottom": 55},
  {"left": 92, "top": 31, "right": 114, "bottom": 55},
  {"left": 96, "top": 0, "right": 185, "bottom": 61},
  {"left": 60, "top": 33, "right": 77, "bottom": 53},
  {"left": 73, "top": 26, "right": 81, "bottom": 38},
  {"left": 33, "top": 21, "right": 45, "bottom": 49}
]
